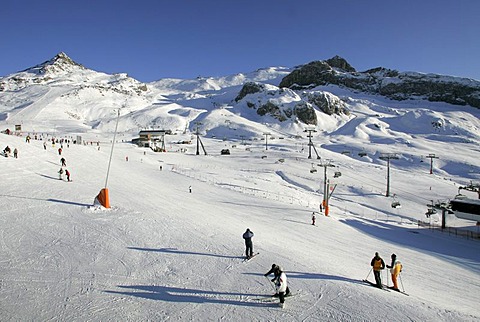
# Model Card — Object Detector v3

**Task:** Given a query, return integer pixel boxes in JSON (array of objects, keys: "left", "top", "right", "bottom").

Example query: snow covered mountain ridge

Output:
[{"left": 0, "top": 52, "right": 479, "bottom": 145}]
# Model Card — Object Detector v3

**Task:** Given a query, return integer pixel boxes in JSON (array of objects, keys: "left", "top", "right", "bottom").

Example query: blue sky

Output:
[{"left": 1, "top": 0, "right": 479, "bottom": 82}]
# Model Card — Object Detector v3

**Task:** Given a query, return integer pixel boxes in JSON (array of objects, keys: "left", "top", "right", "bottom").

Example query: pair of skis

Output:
[
  {"left": 362, "top": 279, "right": 409, "bottom": 296},
  {"left": 243, "top": 252, "right": 259, "bottom": 262}
]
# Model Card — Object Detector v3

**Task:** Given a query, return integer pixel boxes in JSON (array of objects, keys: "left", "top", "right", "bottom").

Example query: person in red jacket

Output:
[{"left": 65, "top": 169, "right": 71, "bottom": 182}]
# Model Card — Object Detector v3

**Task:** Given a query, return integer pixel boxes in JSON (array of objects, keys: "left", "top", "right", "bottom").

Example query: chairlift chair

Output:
[{"left": 391, "top": 195, "right": 401, "bottom": 209}]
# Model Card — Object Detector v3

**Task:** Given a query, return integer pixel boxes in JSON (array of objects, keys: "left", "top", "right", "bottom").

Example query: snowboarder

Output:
[
  {"left": 58, "top": 168, "right": 64, "bottom": 180},
  {"left": 386, "top": 253, "right": 402, "bottom": 291},
  {"left": 312, "top": 212, "right": 316, "bottom": 225},
  {"left": 275, "top": 266, "right": 288, "bottom": 308},
  {"left": 65, "top": 169, "right": 71, "bottom": 182},
  {"left": 13, "top": 148, "right": 18, "bottom": 158},
  {"left": 242, "top": 228, "right": 254, "bottom": 259},
  {"left": 370, "top": 252, "right": 386, "bottom": 288},
  {"left": 60, "top": 157, "right": 66, "bottom": 167},
  {"left": 264, "top": 264, "right": 291, "bottom": 297}
]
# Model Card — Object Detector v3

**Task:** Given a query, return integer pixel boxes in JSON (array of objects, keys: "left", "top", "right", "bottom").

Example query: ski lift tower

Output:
[
  {"left": 304, "top": 128, "right": 321, "bottom": 159},
  {"left": 194, "top": 122, "right": 207, "bottom": 155},
  {"left": 318, "top": 159, "right": 335, "bottom": 216},
  {"left": 379, "top": 153, "right": 399, "bottom": 197},
  {"left": 426, "top": 153, "right": 439, "bottom": 174}
]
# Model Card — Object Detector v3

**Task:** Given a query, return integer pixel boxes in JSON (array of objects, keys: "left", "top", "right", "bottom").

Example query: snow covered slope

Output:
[
  {"left": 0, "top": 129, "right": 479, "bottom": 321},
  {"left": 0, "top": 53, "right": 479, "bottom": 320}
]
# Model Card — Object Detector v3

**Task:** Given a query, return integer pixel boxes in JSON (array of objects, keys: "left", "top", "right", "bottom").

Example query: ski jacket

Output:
[
  {"left": 388, "top": 260, "right": 402, "bottom": 276},
  {"left": 265, "top": 265, "right": 280, "bottom": 277},
  {"left": 243, "top": 230, "right": 254, "bottom": 245},
  {"left": 276, "top": 272, "right": 287, "bottom": 293},
  {"left": 371, "top": 256, "right": 385, "bottom": 271}
]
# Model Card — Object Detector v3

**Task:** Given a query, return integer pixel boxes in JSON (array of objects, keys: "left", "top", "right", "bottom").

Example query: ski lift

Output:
[
  {"left": 391, "top": 195, "right": 401, "bottom": 209},
  {"left": 425, "top": 208, "right": 437, "bottom": 217},
  {"left": 334, "top": 171, "right": 342, "bottom": 178},
  {"left": 310, "top": 163, "right": 317, "bottom": 173}
]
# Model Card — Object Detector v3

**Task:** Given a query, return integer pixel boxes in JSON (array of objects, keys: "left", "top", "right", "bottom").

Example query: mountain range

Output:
[{"left": 0, "top": 52, "right": 479, "bottom": 182}]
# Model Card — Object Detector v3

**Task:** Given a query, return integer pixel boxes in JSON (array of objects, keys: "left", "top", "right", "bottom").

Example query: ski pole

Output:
[
  {"left": 399, "top": 274, "right": 405, "bottom": 292},
  {"left": 265, "top": 276, "right": 277, "bottom": 293},
  {"left": 365, "top": 268, "right": 372, "bottom": 281}
]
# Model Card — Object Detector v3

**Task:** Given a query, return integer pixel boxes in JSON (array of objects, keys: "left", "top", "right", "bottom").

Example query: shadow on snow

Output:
[
  {"left": 105, "top": 285, "right": 271, "bottom": 307},
  {"left": 341, "top": 217, "right": 480, "bottom": 273},
  {"left": 128, "top": 247, "right": 243, "bottom": 260}
]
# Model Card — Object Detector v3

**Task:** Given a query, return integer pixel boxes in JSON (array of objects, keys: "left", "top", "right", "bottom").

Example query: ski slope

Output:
[{"left": 0, "top": 132, "right": 479, "bottom": 321}]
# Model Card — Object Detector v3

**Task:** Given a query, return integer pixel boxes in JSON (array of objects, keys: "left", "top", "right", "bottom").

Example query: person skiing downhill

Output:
[
  {"left": 386, "top": 254, "right": 402, "bottom": 291},
  {"left": 65, "top": 169, "right": 71, "bottom": 182},
  {"left": 242, "top": 228, "right": 254, "bottom": 259},
  {"left": 311, "top": 212, "right": 316, "bottom": 225},
  {"left": 60, "top": 157, "right": 66, "bottom": 167},
  {"left": 58, "top": 168, "right": 64, "bottom": 180},
  {"left": 370, "top": 252, "right": 385, "bottom": 288},
  {"left": 274, "top": 266, "right": 288, "bottom": 308},
  {"left": 265, "top": 264, "right": 291, "bottom": 297}
]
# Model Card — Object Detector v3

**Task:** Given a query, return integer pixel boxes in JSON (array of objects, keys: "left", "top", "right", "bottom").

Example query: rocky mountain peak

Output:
[
  {"left": 25, "top": 52, "right": 85, "bottom": 75},
  {"left": 325, "top": 55, "right": 356, "bottom": 72}
]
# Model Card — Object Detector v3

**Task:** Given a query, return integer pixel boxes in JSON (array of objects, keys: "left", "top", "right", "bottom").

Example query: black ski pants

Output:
[
  {"left": 245, "top": 242, "right": 253, "bottom": 257},
  {"left": 373, "top": 270, "right": 382, "bottom": 288}
]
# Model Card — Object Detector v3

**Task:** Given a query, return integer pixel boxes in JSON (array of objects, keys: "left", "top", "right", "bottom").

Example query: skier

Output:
[
  {"left": 3, "top": 146, "right": 11, "bottom": 156},
  {"left": 189, "top": 185, "right": 192, "bottom": 193},
  {"left": 58, "top": 147, "right": 62, "bottom": 155},
  {"left": 264, "top": 264, "right": 291, "bottom": 297},
  {"left": 65, "top": 169, "right": 71, "bottom": 182},
  {"left": 43, "top": 142, "right": 47, "bottom": 150},
  {"left": 58, "top": 168, "right": 64, "bottom": 180},
  {"left": 311, "top": 212, "right": 316, "bottom": 225},
  {"left": 275, "top": 266, "right": 288, "bottom": 308},
  {"left": 13, "top": 148, "right": 18, "bottom": 158},
  {"left": 242, "top": 228, "right": 254, "bottom": 259},
  {"left": 60, "top": 157, "right": 66, "bottom": 167},
  {"left": 386, "top": 253, "right": 402, "bottom": 291},
  {"left": 370, "top": 252, "right": 386, "bottom": 288}
]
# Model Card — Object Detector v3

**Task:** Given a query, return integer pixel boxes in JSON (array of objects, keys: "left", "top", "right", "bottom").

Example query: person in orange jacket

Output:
[
  {"left": 386, "top": 253, "right": 402, "bottom": 291},
  {"left": 370, "top": 252, "right": 385, "bottom": 288}
]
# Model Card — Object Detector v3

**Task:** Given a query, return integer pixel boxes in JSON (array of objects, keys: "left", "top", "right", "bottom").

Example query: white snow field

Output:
[{"left": 0, "top": 129, "right": 479, "bottom": 322}]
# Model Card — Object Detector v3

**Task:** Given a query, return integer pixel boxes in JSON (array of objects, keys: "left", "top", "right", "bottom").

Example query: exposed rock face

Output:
[
  {"left": 304, "top": 91, "right": 349, "bottom": 116},
  {"left": 294, "top": 102, "right": 317, "bottom": 125},
  {"left": 235, "top": 82, "right": 265, "bottom": 102},
  {"left": 279, "top": 56, "right": 480, "bottom": 108}
]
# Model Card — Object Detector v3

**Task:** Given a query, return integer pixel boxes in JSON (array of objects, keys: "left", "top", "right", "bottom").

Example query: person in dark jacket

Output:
[
  {"left": 370, "top": 252, "right": 386, "bottom": 288},
  {"left": 242, "top": 228, "right": 254, "bottom": 259},
  {"left": 264, "top": 264, "right": 291, "bottom": 297}
]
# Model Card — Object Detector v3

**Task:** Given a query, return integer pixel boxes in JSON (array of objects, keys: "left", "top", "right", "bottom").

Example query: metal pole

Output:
[
  {"left": 386, "top": 158, "right": 390, "bottom": 197},
  {"left": 365, "top": 268, "right": 372, "bottom": 280},
  {"left": 399, "top": 274, "right": 405, "bottom": 292},
  {"left": 104, "top": 109, "right": 120, "bottom": 189},
  {"left": 323, "top": 165, "right": 328, "bottom": 208}
]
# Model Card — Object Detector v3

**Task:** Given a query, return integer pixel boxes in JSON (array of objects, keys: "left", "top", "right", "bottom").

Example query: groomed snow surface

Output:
[{"left": 1, "top": 132, "right": 479, "bottom": 322}]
